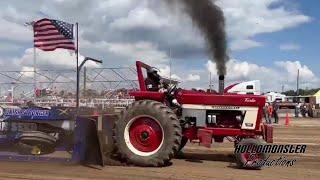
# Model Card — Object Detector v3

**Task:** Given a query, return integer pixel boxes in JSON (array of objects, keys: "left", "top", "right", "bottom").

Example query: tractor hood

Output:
[{"left": 175, "top": 89, "right": 266, "bottom": 107}]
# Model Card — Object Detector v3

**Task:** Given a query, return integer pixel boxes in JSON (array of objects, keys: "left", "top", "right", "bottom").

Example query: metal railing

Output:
[{"left": 0, "top": 98, "right": 135, "bottom": 108}]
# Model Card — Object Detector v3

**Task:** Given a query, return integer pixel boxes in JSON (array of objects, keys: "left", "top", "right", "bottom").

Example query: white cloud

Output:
[
  {"left": 186, "top": 74, "right": 200, "bottom": 82},
  {"left": 79, "top": 39, "right": 137, "bottom": 67},
  {"left": 0, "top": 42, "right": 21, "bottom": 52},
  {"left": 171, "top": 74, "right": 182, "bottom": 81},
  {"left": 279, "top": 43, "right": 300, "bottom": 51},
  {"left": 230, "top": 39, "right": 263, "bottom": 51},
  {"left": 106, "top": 41, "right": 169, "bottom": 65},
  {"left": 20, "top": 66, "right": 34, "bottom": 77},
  {"left": 0, "top": 4, "right": 38, "bottom": 42},
  {"left": 0, "top": 0, "right": 312, "bottom": 48},
  {"left": 158, "top": 65, "right": 181, "bottom": 81},
  {"left": 275, "top": 61, "right": 316, "bottom": 83},
  {"left": 217, "top": 0, "right": 311, "bottom": 51},
  {"left": 19, "top": 48, "right": 100, "bottom": 69},
  {"left": 206, "top": 59, "right": 318, "bottom": 91},
  {"left": 12, "top": 48, "right": 102, "bottom": 91},
  {"left": 0, "top": 0, "right": 316, "bottom": 93},
  {"left": 0, "top": 56, "right": 20, "bottom": 70},
  {"left": 0, "top": 18, "right": 32, "bottom": 42},
  {"left": 206, "top": 59, "right": 272, "bottom": 81},
  {"left": 110, "top": 7, "right": 169, "bottom": 30}
]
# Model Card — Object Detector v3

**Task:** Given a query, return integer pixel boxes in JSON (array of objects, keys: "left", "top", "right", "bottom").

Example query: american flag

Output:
[{"left": 33, "top": 18, "right": 75, "bottom": 51}]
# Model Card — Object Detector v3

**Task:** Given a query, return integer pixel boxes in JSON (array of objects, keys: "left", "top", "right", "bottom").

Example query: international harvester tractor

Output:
[{"left": 112, "top": 61, "right": 273, "bottom": 169}]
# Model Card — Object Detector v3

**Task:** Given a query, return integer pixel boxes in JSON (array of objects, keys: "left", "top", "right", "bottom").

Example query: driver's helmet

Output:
[{"left": 147, "top": 67, "right": 160, "bottom": 81}]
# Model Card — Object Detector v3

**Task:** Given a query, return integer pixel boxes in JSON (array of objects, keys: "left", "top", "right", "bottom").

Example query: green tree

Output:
[{"left": 283, "top": 88, "right": 320, "bottom": 96}]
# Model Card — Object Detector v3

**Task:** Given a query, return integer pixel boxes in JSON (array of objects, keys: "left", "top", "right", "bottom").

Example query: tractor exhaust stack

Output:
[{"left": 219, "top": 75, "right": 224, "bottom": 94}]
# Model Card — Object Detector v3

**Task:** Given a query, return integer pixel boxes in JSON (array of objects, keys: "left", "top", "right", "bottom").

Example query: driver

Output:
[{"left": 145, "top": 68, "right": 161, "bottom": 91}]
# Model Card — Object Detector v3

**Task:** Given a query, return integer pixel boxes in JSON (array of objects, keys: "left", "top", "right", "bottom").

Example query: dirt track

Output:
[{"left": 0, "top": 117, "right": 319, "bottom": 180}]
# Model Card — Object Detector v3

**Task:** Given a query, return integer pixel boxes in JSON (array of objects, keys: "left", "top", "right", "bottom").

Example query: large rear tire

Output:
[
  {"left": 113, "top": 100, "right": 182, "bottom": 167},
  {"left": 17, "top": 131, "right": 57, "bottom": 155}
]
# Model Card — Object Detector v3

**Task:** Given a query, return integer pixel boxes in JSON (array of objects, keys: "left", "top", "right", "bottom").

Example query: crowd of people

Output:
[{"left": 263, "top": 101, "right": 313, "bottom": 124}]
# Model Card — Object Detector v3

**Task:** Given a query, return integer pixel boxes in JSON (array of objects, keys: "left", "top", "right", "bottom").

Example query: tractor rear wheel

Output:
[
  {"left": 17, "top": 131, "right": 57, "bottom": 155},
  {"left": 113, "top": 100, "right": 182, "bottom": 167},
  {"left": 234, "top": 138, "right": 268, "bottom": 169}
]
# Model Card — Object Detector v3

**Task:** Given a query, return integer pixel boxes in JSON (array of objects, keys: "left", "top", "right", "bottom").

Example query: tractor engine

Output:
[
  {"left": 175, "top": 73, "right": 262, "bottom": 132},
  {"left": 165, "top": 79, "right": 254, "bottom": 131},
  {"left": 181, "top": 105, "right": 256, "bottom": 129}
]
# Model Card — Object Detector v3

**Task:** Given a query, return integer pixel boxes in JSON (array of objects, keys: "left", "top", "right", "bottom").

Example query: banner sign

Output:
[
  {"left": 1, "top": 107, "right": 75, "bottom": 121},
  {"left": 4, "top": 109, "right": 50, "bottom": 117}
]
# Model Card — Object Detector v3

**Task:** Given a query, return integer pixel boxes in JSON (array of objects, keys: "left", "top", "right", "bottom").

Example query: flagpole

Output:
[
  {"left": 169, "top": 48, "right": 172, "bottom": 85},
  {"left": 76, "top": 22, "right": 79, "bottom": 110},
  {"left": 33, "top": 23, "right": 37, "bottom": 102}
]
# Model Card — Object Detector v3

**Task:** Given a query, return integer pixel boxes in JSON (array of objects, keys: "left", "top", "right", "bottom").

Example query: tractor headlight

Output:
[{"left": 207, "top": 114, "right": 217, "bottom": 124}]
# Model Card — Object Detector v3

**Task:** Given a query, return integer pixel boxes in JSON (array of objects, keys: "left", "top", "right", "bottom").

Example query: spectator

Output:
[
  {"left": 295, "top": 102, "right": 301, "bottom": 117},
  {"left": 263, "top": 103, "right": 268, "bottom": 122},
  {"left": 267, "top": 103, "right": 273, "bottom": 124},
  {"left": 300, "top": 103, "right": 308, "bottom": 117},
  {"left": 273, "top": 101, "right": 279, "bottom": 124}
]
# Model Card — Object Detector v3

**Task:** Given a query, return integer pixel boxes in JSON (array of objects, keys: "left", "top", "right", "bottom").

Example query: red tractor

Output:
[{"left": 113, "top": 61, "right": 273, "bottom": 169}]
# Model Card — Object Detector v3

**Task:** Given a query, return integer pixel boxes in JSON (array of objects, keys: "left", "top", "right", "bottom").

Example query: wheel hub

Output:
[
  {"left": 31, "top": 146, "right": 41, "bottom": 155},
  {"left": 141, "top": 131, "right": 149, "bottom": 141},
  {"left": 128, "top": 116, "right": 163, "bottom": 153},
  {"left": 241, "top": 146, "right": 262, "bottom": 165}
]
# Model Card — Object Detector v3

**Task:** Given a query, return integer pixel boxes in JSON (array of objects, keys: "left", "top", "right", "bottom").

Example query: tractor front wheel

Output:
[
  {"left": 234, "top": 138, "right": 268, "bottom": 169},
  {"left": 113, "top": 100, "right": 182, "bottom": 167}
]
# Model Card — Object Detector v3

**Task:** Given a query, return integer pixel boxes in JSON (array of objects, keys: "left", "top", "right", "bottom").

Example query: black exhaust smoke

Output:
[{"left": 165, "top": 0, "right": 229, "bottom": 76}]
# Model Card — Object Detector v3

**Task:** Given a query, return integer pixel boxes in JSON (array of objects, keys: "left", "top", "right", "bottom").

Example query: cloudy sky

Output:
[{"left": 0, "top": 0, "right": 319, "bottom": 92}]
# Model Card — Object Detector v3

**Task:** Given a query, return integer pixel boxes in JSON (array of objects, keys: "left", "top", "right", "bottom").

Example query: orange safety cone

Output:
[{"left": 285, "top": 112, "right": 290, "bottom": 126}]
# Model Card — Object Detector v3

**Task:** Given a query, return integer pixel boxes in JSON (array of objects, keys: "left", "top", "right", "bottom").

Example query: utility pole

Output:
[
  {"left": 76, "top": 22, "right": 79, "bottom": 110},
  {"left": 33, "top": 27, "right": 37, "bottom": 102},
  {"left": 209, "top": 72, "right": 212, "bottom": 92},
  {"left": 296, "top": 69, "right": 300, "bottom": 96},
  {"left": 83, "top": 66, "right": 87, "bottom": 98},
  {"left": 11, "top": 84, "right": 14, "bottom": 103},
  {"left": 169, "top": 48, "right": 172, "bottom": 84}
]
